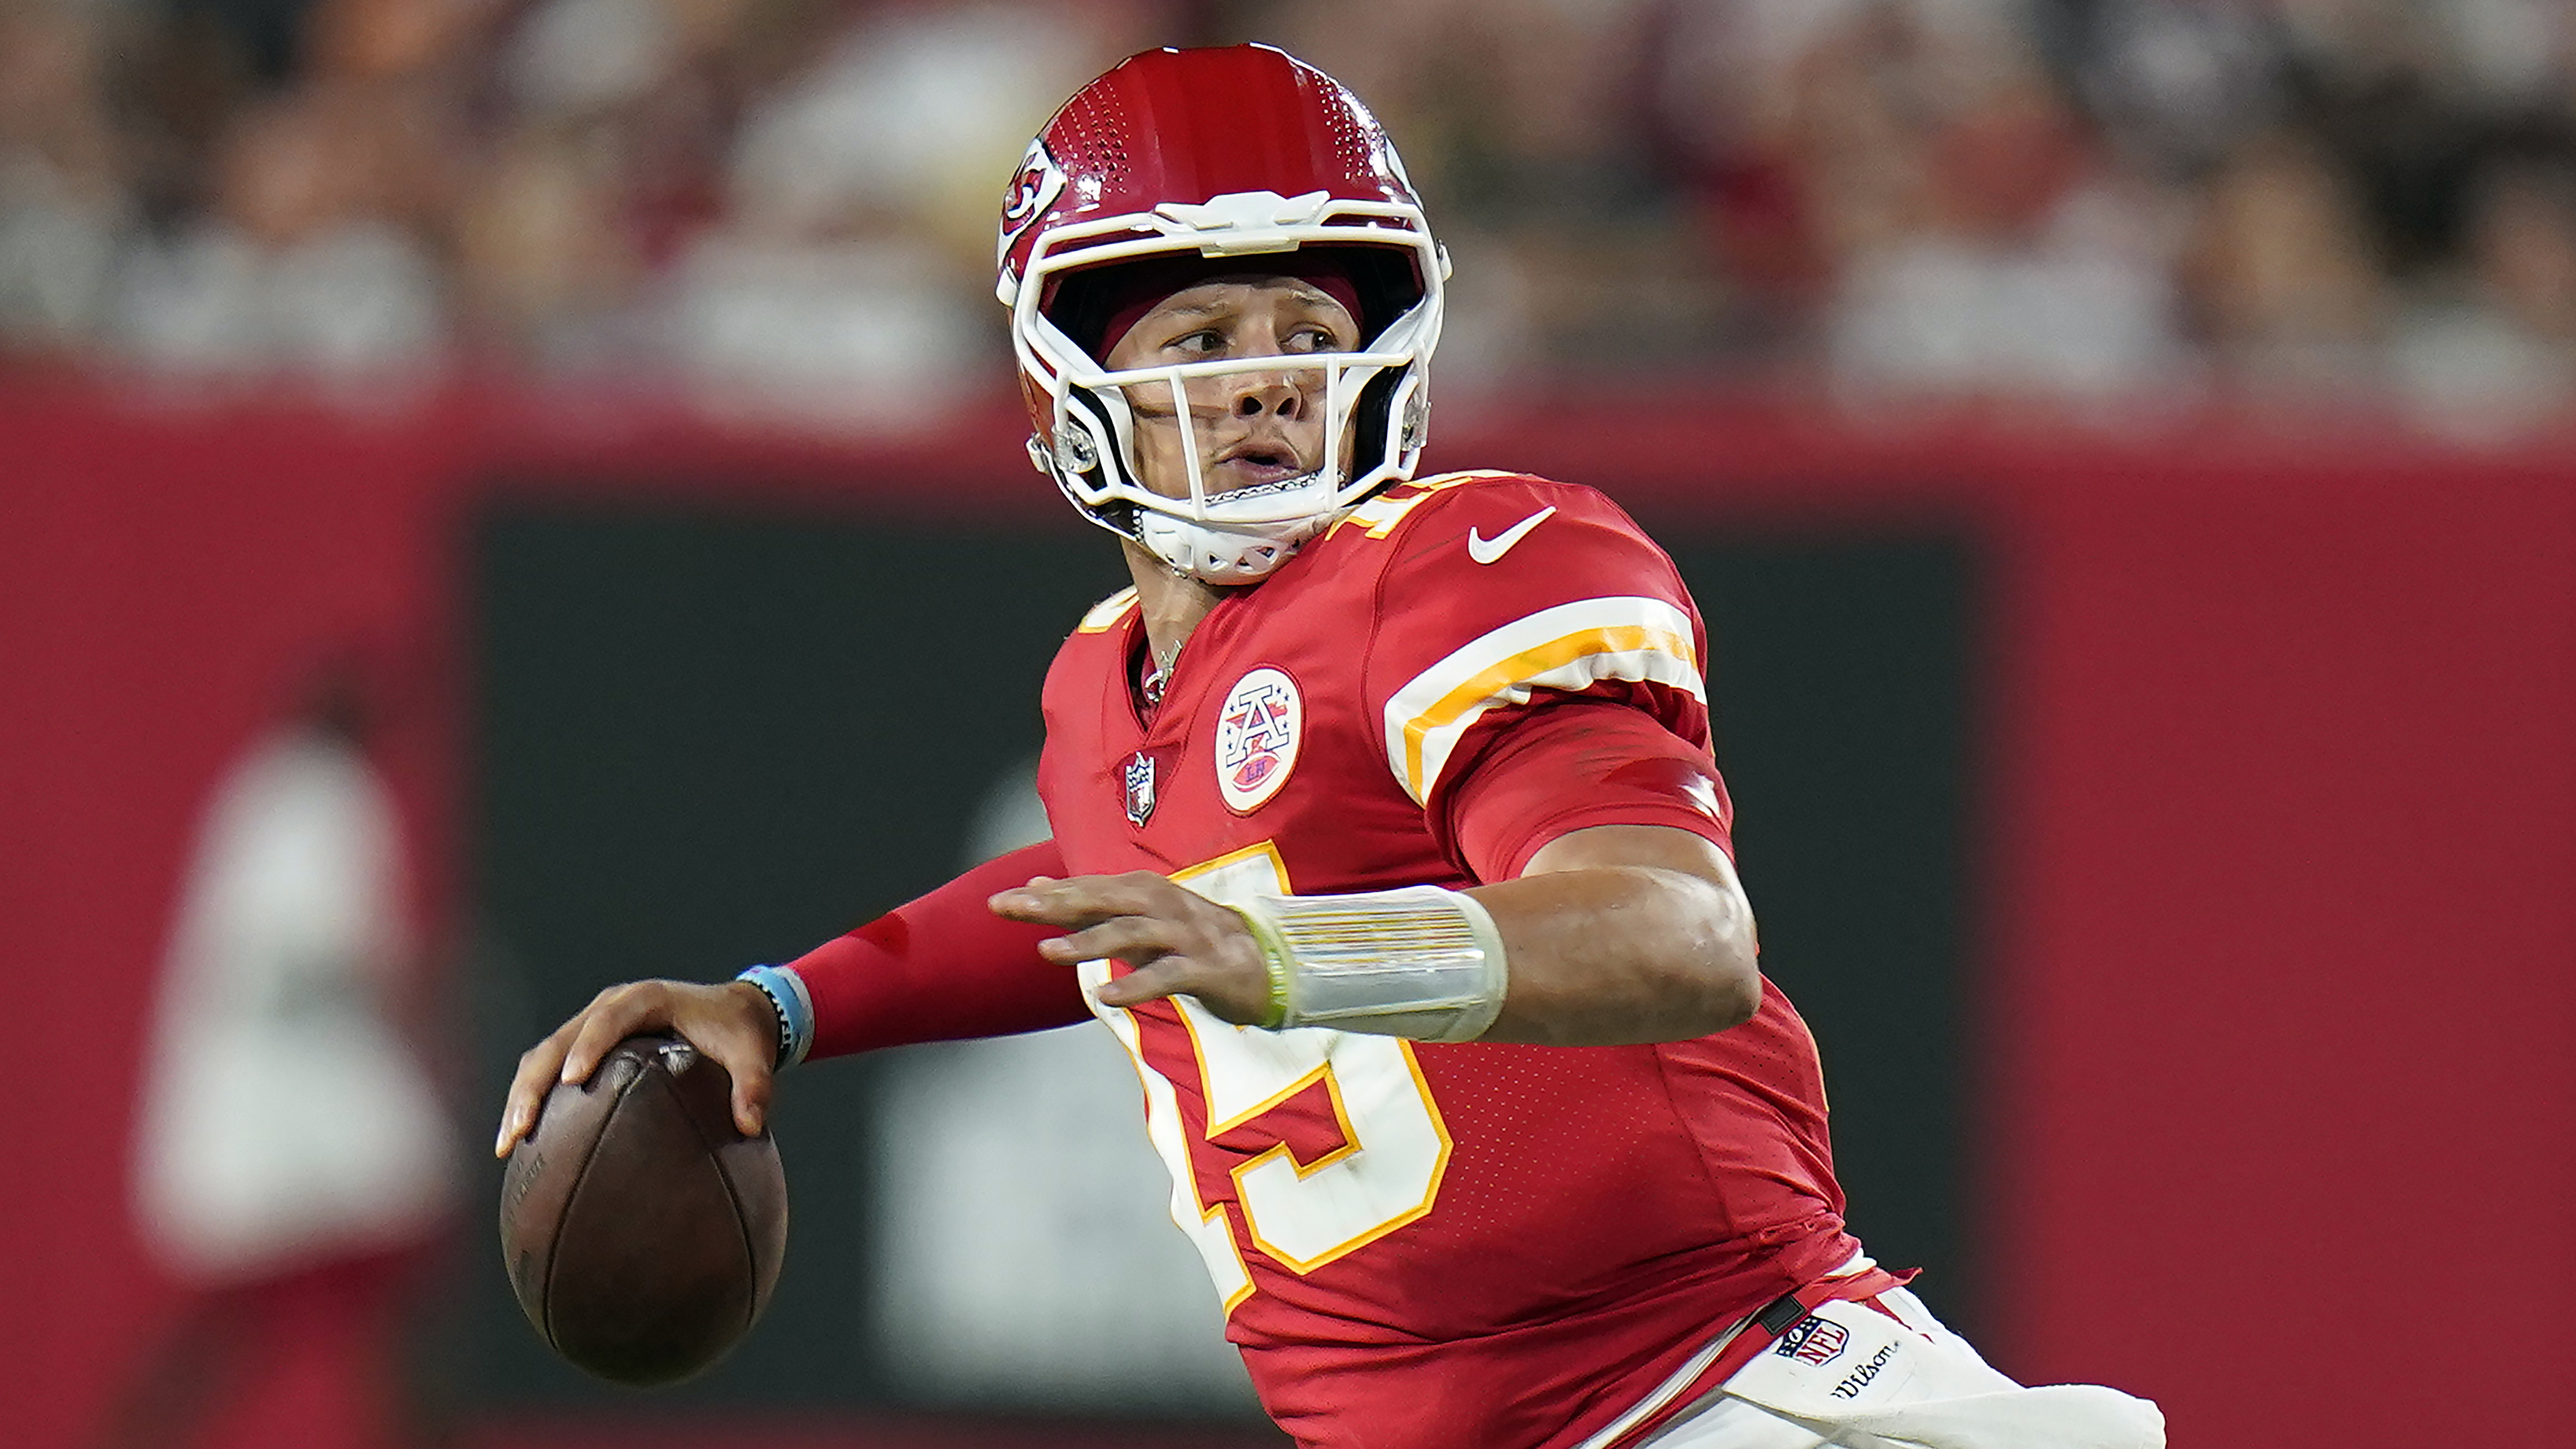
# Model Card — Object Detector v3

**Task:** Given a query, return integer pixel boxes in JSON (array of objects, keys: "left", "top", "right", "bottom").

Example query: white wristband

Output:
[{"left": 1234, "top": 886, "right": 1508, "bottom": 1043}]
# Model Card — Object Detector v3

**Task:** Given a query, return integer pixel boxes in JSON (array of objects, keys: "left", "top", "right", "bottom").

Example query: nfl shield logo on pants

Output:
[
  {"left": 1775, "top": 1314, "right": 1850, "bottom": 1367},
  {"left": 1123, "top": 749, "right": 1157, "bottom": 826}
]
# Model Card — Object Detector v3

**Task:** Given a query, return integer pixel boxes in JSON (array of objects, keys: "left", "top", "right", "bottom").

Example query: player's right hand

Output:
[{"left": 495, "top": 978, "right": 780, "bottom": 1158}]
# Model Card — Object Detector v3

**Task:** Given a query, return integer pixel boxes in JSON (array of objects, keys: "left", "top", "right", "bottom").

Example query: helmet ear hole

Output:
[
  {"left": 1060, "top": 388, "right": 1128, "bottom": 499},
  {"left": 1053, "top": 423, "right": 1100, "bottom": 474}
]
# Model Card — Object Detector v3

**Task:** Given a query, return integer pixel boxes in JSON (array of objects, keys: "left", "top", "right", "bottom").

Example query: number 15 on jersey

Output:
[{"left": 1080, "top": 842, "right": 1456, "bottom": 1312}]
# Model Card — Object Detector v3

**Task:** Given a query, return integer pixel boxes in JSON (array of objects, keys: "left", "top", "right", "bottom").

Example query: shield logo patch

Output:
[{"left": 1123, "top": 749, "right": 1158, "bottom": 827}]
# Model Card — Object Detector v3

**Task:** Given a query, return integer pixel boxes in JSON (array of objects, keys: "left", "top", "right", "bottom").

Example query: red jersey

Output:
[{"left": 1036, "top": 472, "right": 1862, "bottom": 1449}]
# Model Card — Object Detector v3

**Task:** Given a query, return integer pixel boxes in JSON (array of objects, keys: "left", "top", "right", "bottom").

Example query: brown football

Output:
[{"left": 498, "top": 1034, "right": 787, "bottom": 1385}]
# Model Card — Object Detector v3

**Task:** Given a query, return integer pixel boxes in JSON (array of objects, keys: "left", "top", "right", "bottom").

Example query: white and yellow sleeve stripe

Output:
[{"left": 1380, "top": 596, "right": 1705, "bottom": 805}]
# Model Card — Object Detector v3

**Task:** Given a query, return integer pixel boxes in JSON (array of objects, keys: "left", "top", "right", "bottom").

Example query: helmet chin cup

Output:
[{"left": 1136, "top": 503, "right": 1333, "bottom": 585}]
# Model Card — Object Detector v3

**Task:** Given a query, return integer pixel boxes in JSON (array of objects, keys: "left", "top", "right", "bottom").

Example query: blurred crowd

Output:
[{"left": 4, "top": 0, "right": 2574, "bottom": 430}]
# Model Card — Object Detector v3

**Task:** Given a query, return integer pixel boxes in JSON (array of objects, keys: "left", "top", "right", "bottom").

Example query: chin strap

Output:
[{"left": 1137, "top": 510, "right": 1333, "bottom": 584}]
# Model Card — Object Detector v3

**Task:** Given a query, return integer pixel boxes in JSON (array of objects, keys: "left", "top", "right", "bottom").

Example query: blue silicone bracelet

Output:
[{"left": 734, "top": 964, "right": 814, "bottom": 1069}]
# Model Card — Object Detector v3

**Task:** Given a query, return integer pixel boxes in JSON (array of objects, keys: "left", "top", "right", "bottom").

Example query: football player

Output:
[{"left": 498, "top": 44, "right": 2163, "bottom": 1449}]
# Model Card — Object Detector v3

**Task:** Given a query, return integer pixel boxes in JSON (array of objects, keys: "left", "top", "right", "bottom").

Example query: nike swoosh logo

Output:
[{"left": 1467, "top": 506, "right": 1557, "bottom": 564}]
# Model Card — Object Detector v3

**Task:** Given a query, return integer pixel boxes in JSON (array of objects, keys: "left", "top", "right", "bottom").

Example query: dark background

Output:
[{"left": 456, "top": 503, "right": 1972, "bottom": 1413}]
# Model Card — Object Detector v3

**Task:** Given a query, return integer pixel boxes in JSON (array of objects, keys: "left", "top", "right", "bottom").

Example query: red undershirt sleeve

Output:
[
  {"left": 787, "top": 839, "right": 1093, "bottom": 1060},
  {"left": 1437, "top": 696, "right": 1737, "bottom": 884}
]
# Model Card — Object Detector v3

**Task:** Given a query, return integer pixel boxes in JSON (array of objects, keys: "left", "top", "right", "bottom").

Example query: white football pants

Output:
[{"left": 1636, "top": 1286, "right": 2166, "bottom": 1449}]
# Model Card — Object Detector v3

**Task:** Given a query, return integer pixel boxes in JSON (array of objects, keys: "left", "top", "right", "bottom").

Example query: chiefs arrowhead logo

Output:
[{"left": 1214, "top": 667, "right": 1301, "bottom": 814}]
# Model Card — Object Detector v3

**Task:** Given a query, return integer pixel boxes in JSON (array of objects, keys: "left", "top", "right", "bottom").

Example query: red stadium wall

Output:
[{"left": 3, "top": 380, "right": 2570, "bottom": 1447}]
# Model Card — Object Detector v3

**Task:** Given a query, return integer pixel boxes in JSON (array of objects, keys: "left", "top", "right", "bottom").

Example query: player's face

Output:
[{"left": 1100, "top": 276, "right": 1364, "bottom": 501}]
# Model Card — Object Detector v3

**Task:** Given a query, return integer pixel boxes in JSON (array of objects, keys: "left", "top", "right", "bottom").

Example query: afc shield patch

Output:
[
  {"left": 1773, "top": 1314, "right": 1850, "bottom": 1367},
  {"left": 1214, "top": 667, "right": 1301, "bottom": 814}
]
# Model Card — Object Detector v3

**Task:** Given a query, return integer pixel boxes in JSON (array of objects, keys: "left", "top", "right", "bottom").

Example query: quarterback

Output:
[{"left": 497, "top": 44, "right": 2164, "bottom": 1449}]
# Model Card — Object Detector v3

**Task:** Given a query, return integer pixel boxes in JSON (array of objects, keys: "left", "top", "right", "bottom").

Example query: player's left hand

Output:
[{"left": 990, "top": 871, "right": 1273, "bottom": 1025}]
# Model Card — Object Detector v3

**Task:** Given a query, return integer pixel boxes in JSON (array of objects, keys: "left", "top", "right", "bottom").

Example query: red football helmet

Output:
[{"left": 998, "top": 44, "right": 1447, "bottom": 583}]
